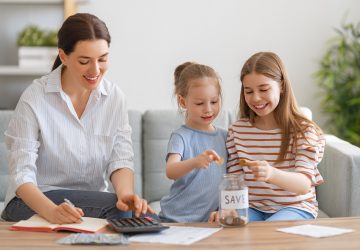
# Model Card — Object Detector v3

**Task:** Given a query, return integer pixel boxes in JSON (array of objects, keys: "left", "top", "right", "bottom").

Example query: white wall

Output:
[{"left": 79, "top": 0, "right": 360, "bottom": 127}]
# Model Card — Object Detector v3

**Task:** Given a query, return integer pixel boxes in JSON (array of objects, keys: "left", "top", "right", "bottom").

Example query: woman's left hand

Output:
[{"left": 116, "top": 194, "right": 155, "bottom": 217}]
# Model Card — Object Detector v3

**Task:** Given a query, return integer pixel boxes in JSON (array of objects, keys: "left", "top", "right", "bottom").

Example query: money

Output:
[
  {"left": 215, "top": 157, "right": 225, "bottom": 165},
  {"left": 239, "top": 159, "right": 246, "bottom": 166}
]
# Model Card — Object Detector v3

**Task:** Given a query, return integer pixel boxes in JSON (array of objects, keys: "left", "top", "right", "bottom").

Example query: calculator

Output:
[{"left": 107, "top": 216, "right": 169, "bottom": 234}]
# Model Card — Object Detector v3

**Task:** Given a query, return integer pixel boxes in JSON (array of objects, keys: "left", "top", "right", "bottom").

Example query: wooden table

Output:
[{"left": 0, "top": 217, "right": 359, "bottom": 249}]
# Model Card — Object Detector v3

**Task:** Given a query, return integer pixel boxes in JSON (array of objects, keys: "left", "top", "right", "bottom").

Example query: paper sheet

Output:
[
  {"left": 277, "top": 224, "right": 354, "bottom": 238},
  {"left": 129, "top": 226, "right": 222, "bottom": 245}
]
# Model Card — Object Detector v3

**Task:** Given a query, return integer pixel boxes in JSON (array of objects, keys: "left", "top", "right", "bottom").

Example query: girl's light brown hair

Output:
[
  {"left": 173, "top": 62, "right": 223, "bottom": 110},
  {"left": 239, "top": 52, "right": 322, "bottom": 162}
]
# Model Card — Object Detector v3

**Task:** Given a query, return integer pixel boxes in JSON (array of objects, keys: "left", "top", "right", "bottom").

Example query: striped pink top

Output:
[{"left": 227, "top": 118, "right": 325, "bottom": 218}]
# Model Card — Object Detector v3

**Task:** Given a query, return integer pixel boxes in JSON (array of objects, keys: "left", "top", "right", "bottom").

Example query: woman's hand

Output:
[
  {"left": 47, "top": 202, "right": 84, "bottom": 224},
  {"left": 116, "top": 194, "right": 155, "bottom": 217}
]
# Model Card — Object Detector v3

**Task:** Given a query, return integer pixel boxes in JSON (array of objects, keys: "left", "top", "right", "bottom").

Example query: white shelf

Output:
[
  {"left": 0, "top": 0, "right": 87, "bottom": 3},
  {"left": 0, "top": 0, "right": 61, "bottom": 3},
  {"left": 0, "top": 65, "right": 50, "bottom": 76}
]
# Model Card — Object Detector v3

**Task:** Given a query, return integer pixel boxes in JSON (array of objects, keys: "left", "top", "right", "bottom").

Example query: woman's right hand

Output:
[
  {"left": 194, "top": 149, "right": 221, "bottom": 169},
  {"left": 46, "top": 202, "right": 84, "bottom": 224}
]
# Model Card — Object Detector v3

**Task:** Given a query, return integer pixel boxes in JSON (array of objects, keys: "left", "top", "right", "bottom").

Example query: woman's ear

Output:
[
  {"left": 58, "top": 48, "right": 67, "bottom": 66},
  {"left": 178, "top": 95, "right": 186, "bottom": 109}
]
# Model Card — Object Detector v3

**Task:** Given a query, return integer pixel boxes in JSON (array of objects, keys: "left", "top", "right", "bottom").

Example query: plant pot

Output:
[{"left": 18, "top": 46, "right": 58, "bottom": 69}]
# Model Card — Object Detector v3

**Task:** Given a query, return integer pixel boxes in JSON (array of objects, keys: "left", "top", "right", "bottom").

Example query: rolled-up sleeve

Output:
[
  {"left": 106, "top": 92, "right": 134, "bottom": 179},
  {"left": 294, "top": 125, "right": 325, "bottom": 185},
  {"left": 5, "top": 101, "right": 40, "bottom": 191}
]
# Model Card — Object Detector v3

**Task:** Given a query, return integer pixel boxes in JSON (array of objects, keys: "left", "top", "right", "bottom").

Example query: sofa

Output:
[{"left": 1, "top": 109, "right": 360, "bottom": 218}]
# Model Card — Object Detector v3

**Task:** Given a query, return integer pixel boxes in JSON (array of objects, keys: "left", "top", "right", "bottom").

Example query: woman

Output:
[{"left": 1, "top": 13, "right": 154, "bottom": 224}]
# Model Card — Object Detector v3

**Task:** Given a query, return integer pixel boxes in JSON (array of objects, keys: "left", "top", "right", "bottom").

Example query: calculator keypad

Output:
[{"left": 107, "top": 217, "right": 169, "bottom": 233}]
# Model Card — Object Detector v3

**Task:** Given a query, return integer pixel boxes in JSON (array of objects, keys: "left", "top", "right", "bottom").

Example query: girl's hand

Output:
[
  {"left": 208, "top": 211, "right": 220, "bottom": 223},
  {"left": 208, "top": 210, "right": 239, "bottom": 223},
  {"left": 194, "top": 150, "right": 221, "bottom": 169},
  {"left": 244, "top": 160, "right": 274, "bottom": 182},
  {"left": 116, "top": 194, "right": 155, "bottom": 217},
  {"left": 47, "top": 202, "right": 84, "bottom": 224}
]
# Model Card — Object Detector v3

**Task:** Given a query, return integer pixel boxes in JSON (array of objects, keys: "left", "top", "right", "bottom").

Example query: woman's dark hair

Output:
[{"left": 52, "top": 13, "right": 111, "bottom": 70}]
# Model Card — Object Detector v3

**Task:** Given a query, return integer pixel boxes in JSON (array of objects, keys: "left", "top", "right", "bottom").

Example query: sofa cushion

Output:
[
  {"left": 317, "top": 135, "right": 360, "bottom": 217},
  {"left": 0, "top": 110, "right": 13, "bottom": 203},
  {"left": 142, "top": 109, "right": 231, "bottom": 202},
  {"left": 128, "top": 110, "right": 143, "bottom": 196}
]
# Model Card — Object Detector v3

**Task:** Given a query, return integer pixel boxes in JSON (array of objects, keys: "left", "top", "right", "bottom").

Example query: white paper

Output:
[
  {"left": 129, "top": 226, "right": 222, "bottom": 245},
  {"left": 277, "top": 224, "right": 354, "bottom": 238}
]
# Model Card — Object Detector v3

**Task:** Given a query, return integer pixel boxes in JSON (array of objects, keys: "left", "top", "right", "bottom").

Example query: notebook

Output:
[{"left": 10, "top": 214, "right": 109, "bottom": 233}]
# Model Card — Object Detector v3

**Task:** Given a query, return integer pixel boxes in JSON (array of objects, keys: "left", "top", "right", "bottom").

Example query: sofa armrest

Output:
[{"left": 317, "top": 134, "right": 360, "bottom": 217}]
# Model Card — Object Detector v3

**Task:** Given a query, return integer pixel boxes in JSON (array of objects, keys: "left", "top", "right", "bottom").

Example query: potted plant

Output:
[
  {"left": 17, "top": 25, "right": 58, "bottom": 69},
  {"left": 315, "top": 21, "right": 360, "bottom": 146}
]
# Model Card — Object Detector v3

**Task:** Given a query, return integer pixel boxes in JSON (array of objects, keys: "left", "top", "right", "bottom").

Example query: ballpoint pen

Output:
[{"left": 64, "top": 198, "right": 84, "bottom": 222}]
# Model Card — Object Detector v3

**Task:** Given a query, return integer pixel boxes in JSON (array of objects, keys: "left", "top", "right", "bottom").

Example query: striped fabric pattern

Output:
[
  {"left": 3, "top": 66, "right": 134, "bottom": 209},
  {"left": 227, "top": 118, "right": 325, "bottom": 218}
]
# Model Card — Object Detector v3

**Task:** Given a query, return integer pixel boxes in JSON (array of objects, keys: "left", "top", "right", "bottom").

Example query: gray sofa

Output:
[{"left": 1, "top": 109, "right": 360, "bottom": 218}]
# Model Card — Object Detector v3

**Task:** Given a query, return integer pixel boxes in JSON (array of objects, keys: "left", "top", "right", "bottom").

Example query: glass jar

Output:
[{"left": 219, "top": 173, "right": 249, "bottom": 227}]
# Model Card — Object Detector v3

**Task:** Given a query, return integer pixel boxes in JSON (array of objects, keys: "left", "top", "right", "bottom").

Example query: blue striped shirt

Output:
[
  {"left": 4, "top": 66, "right": 134, "bottom": 208},
  {"left": 159, "top": 125, "right": 228, "bottom": 222}
]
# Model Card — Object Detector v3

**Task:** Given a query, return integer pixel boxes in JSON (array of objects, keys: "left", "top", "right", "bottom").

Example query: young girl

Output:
[
  {"left": 210, "top": 52, "right": 325, "bottom": 222},
  {"left": 159, "top": 62, "right": 228, "bottom": 222}
]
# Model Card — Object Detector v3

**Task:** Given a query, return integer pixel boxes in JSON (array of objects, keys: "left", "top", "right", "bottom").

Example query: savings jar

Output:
[{"left": 219, "top": 173, "right": 248, "bottom": 227}]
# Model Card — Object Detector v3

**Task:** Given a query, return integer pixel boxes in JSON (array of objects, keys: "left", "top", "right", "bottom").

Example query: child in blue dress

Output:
[{"left": 159, "top": 62, "right": 228, "bottom": 222}]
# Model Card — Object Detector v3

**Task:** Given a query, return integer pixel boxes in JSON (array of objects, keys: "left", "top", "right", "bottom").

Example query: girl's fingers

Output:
[
  {"left": 208, "top": 212, "right": 217, "bottom": 223},
  {"left": 205, "top": 150, "right": 221, "bottom": 161}
]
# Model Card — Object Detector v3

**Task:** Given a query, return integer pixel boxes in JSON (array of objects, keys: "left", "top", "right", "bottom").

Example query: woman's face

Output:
[{"left": 59, "top": 39, "right": 109, "bottom": 91}]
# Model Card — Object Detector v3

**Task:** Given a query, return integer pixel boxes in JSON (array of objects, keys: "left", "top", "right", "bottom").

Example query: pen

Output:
[{"left": 64, "top": 198, "right": 84, "bottom": 222}]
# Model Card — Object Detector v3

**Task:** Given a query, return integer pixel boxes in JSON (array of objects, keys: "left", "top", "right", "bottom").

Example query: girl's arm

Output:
[
  {"left": 16, "top": 183, "right": 84, "bottom": 224},
  {"left": 166, "top": 150, "right": 221, "bottom": 180},
  {"left": 243, "top": 161, "right": 311, "bottom": 195},
  {"left": 269, "top": 167, "right": 312, "bottom": 194},
  {"left": 247, "top": 161, "right": 311, "bottom": 195},
  {"left": 111, "top": 168, "right": 155, "bottom": 217},
  {"left": 247, "top": 125, "right": 325, "bottom": 195}
]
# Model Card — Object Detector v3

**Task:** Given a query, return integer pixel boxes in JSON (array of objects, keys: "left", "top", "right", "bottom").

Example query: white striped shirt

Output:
[
  {"left": 4, "top": 66, "right": 134, "bottom": 208},
  {"left": 227, "top": 118, "right": 325, "bottom": 218}
]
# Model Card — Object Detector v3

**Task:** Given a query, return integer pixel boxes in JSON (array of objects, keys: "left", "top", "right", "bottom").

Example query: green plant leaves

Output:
[
  {"left": 17, "top": 25, "right": 57, "bottom": 47},
  {"left": 315, "top": 21, "right": 360, "bottom": 146}
]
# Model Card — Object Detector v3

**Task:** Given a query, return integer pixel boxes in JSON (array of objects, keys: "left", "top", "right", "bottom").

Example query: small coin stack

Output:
[{"left": 220, "top": 215, "right": 248, "bottom": 226}]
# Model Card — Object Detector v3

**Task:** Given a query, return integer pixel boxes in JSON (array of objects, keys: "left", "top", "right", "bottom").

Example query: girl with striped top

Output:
[
  {"left": 210, "top": 52, "right": 325, "bottom": 222},
  {"left": 159, "top": 62, "right": 228, "bottom": 222}
]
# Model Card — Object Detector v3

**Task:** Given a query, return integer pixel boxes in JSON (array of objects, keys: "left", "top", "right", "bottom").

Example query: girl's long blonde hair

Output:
[{"left": 239, "top": 52, "right": 322, "bottom": 162}]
